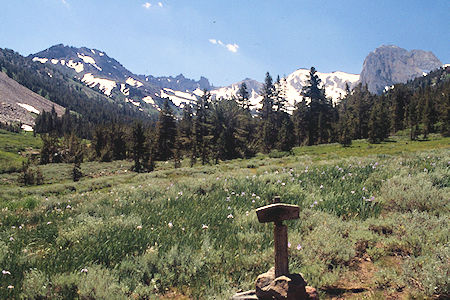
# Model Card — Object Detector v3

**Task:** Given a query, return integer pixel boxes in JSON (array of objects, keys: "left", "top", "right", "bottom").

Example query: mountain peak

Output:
[{"left": 360, "top": 45, "right": 442, "bottom": 94}]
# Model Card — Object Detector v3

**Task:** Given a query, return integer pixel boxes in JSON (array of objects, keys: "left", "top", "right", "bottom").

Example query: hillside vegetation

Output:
[{"left": 0, "top": 133, "right": 448, "bottom": 299}]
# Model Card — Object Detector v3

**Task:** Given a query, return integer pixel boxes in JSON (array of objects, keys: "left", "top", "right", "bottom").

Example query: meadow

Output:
[{"left": 0, "top": 132, "right": 449, "bottom": 299}]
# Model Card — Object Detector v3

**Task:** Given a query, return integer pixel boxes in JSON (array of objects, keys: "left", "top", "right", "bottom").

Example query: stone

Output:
[
  {"left": 256, "top": 268, "right": 308, "bottom": 300},
  {"left": 231, "top": 290, "right": 258, "bottom": 300},
  {"left": 305, "top": 286, "right": 319, "bottom": 299}
]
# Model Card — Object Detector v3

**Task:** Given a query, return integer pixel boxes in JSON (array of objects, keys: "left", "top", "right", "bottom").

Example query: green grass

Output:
[
  {"left": 292, "top": 135, "right": 450, "bottom": 160},
  {"left": 0, "top": 134, "right": 448, "bottom": 299},
  {"left": 0, "top": 129, "right": 41, "bottom": 173}
]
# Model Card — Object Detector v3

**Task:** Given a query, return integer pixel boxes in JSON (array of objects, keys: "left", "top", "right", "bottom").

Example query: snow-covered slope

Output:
[
  {"left": 285, "top": 69, "right": 360, "bottom": 106},
  {"left": 205, "top": 70, "right": 359, "bottom": 112}
]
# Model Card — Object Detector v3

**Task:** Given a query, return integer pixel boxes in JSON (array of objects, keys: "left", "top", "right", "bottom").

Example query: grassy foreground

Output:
[{"left": 0, "top": 134, "right": 449, "bottom": 299}]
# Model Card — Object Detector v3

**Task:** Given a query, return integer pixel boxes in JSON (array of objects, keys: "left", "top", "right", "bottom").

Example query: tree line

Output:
[{"left": 34, "top": 66, "right": 450, "bottom": 175}]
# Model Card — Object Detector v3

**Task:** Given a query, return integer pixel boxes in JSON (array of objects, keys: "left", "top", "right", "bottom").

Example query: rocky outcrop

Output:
[
  {"left": 230, "top": 267, "right": 318, "bottom": 300},
  {"left": 360, "top": 45, "right": 442, "bottom": 94}
]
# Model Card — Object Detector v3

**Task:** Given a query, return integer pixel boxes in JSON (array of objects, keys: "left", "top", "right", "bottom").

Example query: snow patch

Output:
[
  {"left": 17, "top": 103, "right": 40, "bottom": 114},
  {"left": 81, "top": 73, "right": 116, "bottom": 96},
  {"left": 124, "top": 98, "right": 141, "bottom": 107},
  {"left": 77, "top": 53, "right": 102, "bottom": 71},
  {"left": 21, "top": 124, "right": 33, "bottom": 132},
  {"left": 32, "top": 57, "right": 48, "bottom": 63},
  {"left": 91, "top": 49, "right": 96, "bottom": 55},
  {"left": 126, "top": 77, "right": 143, "bottom": 87},
  {"left": 99, "top": 52, "right": 104, "bottom": 56},
  {"left": 60, "top": 60, "right": 66, "bottom": 65},
  {"left": 51, "top": 59, "right": 59, "bottom": 64},
  {"left": 142, "top": 96, "right": 155, "bottom": 105},
  {"left": 47, "top": 72, "right": 53, "bottom": 78},
  {"left": 443, "top": 64, "right": 450, "bottom": 68},
  {"left": 66, "top": 60, "right": 84, "bottom": 73},
  {"left": 160, "top": 88, "right": 195, "bottom": 106}
]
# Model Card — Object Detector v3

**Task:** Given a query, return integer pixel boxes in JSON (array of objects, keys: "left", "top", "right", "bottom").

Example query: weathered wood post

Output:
[{"left": 256, "top": 196, "right": 299, "bottom": 278}]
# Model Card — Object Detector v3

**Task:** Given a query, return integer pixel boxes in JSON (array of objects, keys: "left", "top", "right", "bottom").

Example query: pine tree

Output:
[
  {"left": 154, "top": 99, "right": 177, "bottom": 160},
  {"left": 192, "top": 90, "right": 212, "bottom": 165},
  {"left": 299, "top": 67, "right": 335, "bottom": 145},
  {"left": 131, "top": 122, "right": 146, "bottom": 172},
  {"left": 259, "top": 72, "right": 277, "bottom": 152},
  {"left": 178, "top": 104, "right": 194, "bottom": 161},
  {"left": 237, "top": 82, "right": 250, "bottom": 110}
]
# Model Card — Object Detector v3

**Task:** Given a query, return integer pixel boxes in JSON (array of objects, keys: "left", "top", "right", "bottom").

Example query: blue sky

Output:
[{"left": 0, "top": 0, "right": 449, "bottom": 86}]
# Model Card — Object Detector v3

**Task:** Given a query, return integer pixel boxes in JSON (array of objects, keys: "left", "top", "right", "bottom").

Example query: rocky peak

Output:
[{"left": 360, "top": 45, "right": 442, "bottom": 94}]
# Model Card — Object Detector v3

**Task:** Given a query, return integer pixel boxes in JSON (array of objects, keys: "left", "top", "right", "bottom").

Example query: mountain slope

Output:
[
  {"left": 0, "top": 71, "right": 64, "bottom": 130},
  {"left": 31, "top": 44, "right": 212, "bottom": 113},
  {"left": 1, "top": 48, "right": 150, "bottom": 127},
  {"left": 360, "top": 45, "right": 442, "bottom": 94}
]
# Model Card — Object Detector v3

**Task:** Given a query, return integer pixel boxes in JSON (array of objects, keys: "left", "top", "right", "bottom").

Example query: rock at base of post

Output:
[
  {"left": 231, "top": 290, "right": 258, "bottom": 300},
  {"left": 255, "top": 267, "right": 318, "bottom": 299}
]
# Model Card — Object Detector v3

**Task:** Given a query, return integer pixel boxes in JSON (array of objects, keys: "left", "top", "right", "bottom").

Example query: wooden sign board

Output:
[{"left": 256, "top": 203, "right": 299, "bottom": 223}]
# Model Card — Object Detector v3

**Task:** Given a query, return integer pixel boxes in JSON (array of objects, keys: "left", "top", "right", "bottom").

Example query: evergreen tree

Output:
[
  {"left": 178, "top": 104, "right": 194, "bottom": 158},
  {"left": 192, "top": 90, "right": 213, "bottom": 165},
  {"left": 237, "top": 82, "right": 250, "bottom": 110},
  {"left": 368, "top": 98, "right": 390, "bottom": 143},
  {"left": 40, "top": 133, "right": 61, "bottom": 164},
  {"left": 259, "top": 72, "right": 277, "bottom": 152},
  {"left": 297, "top": 67, "right": 335, "bottom": 145},
  {"left": 154, "top": 99, "right": 177, "bottom": 160},
  {"left": 131, "top": 122, "right": 146, "bottom": 172}
]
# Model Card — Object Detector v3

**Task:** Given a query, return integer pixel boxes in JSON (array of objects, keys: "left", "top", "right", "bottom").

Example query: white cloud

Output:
[
  {"left": 209, "top": 38, "right": 239, "bottom": 53},
  {"left": 158, "top": 2, "right": 163, "bottom": 7},
  {"left": 226, "top": 43, "right": 239, "bottom": 53},
  {"left": 143, "top": 2, "right": 151, "bottom": 9}
]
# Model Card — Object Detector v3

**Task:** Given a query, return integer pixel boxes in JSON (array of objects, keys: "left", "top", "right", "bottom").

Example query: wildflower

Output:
[
  {"left": 252, "top": 200, "right": 255, "bottom": 203},
  {"left": 226, "top": 196, "right": 231, "bottom": 201},
  {"left": 256, "top": 196, "right": 261, "bottom": 200},
  {"left": 296, "top": 244, "right": 302, "bottom": 250},
  {"left": 9, "top": 237, "right": 14, "bottom": 241},
  {"left": 252, "top": 193, "right": 256, "bottom": 197},
  {"left": 2, "top": 270, "right": 11, "bottom": 275},
  {"left": 178, "top": 191, "right": 183, "bottom": 195},
  {"left": 351, "top": 190, "right": 355, "bottom": 194},
  {"left": 362, "top": 187, "right": 367, "bottom": 191},
  {"left": 227, "top": 206, "right": 231, "bottom": 210},
  {"left": 424, "top": 168, "right": 428, "bottom": 172},
  {"left": 168, "top": 222, "right": 173, "bottom": 228},
  {"left": 66, "top": 205, "right": 71, "bottom": 209},
  {"left": 245, "top": 211, "right": 249, "bottom": 216},
  {"left": 202, "top": 224, "right": 208, "bottom": 229},
  {"left": 227, "top": 214, "right": 234, "bottom": 219},
  {"left": 369, "top": 196, "right": 375, "bottom": 201},
  {"left": 7, "top": 285, "right": 13, "bottom": 289},
  {"left": 241, "top": 192, "right": 245, "bottom": 196},
  {"left": 136, "top": 225, "right": 143, "bottom": 230},
  {"left": 320, "top": 184, "right": 323, "bottom": 189},
  {"left": 288, "top": 242, "right": 291, "bottom": 248},
  {"left": 314, "top": 201, "right": 318, "bottom": 205},
  {"left": 281, "top": 182, "right": 285, "bottom": 186},
  {"left": 81, "top": 268, "right": 88, "bottom": 273}
]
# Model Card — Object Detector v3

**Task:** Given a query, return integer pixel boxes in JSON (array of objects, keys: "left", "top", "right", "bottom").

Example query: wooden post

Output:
[
  {"left": 256, "top": 196, "right": 299, "bottom": 278},
  {"left": 274, "top": 224, "right": 288, "bottom": 277}
]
